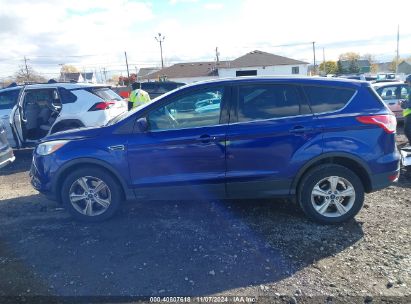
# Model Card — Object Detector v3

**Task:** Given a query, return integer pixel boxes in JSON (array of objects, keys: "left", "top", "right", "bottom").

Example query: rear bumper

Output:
[
  {"left": 369, "top": 169, "right": 400, "bottom": 192},
  {"left": 0, "top": 147, "right": 15, "bottom": 169}
]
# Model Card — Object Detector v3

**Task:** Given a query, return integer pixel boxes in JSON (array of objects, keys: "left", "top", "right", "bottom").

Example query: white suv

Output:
[{"left": 0, "top": 83, "right": 127, "bottom": 148}]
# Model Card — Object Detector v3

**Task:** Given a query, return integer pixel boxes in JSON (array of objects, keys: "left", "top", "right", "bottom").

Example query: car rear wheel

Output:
[
  {"left": 298, "top": 164, "right": 364, "bottom": 224},
  {"left": 61, "top": 167, "right": 122, "bottom": 222}
]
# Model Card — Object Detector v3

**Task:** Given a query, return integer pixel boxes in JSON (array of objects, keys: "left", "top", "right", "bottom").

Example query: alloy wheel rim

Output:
[
  {"left": 69, "top": 176, "right": 111, "bottom": 216},
  {"left": 311, "top": 176, "right": 356, "bottom": 218}
]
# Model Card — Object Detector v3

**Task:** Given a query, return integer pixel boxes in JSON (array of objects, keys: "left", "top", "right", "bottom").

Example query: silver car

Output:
[{"left": 0, "top": 120, "right": 15, "bottom": 169}]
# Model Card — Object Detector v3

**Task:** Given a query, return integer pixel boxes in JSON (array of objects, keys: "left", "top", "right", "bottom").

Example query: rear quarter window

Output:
[{"left": 303, "top": 85, "right": 356, "bottom": 113}]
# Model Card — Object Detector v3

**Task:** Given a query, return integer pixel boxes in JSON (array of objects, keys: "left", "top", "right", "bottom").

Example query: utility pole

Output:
[
  {"left": 215, "top": 47, "right": 220, "bottom": 64},
  {"left": 24, "top": 56, "right": 29, "bottom": 81},
  {"left": 155, "top": 33, "right": 165, "bottom": 69},
  {"left": 124, "top": 51, "right": 130, "bottom": 84},
  {"left": 312, "top": 42, "right": 316, "bottom": 75},
  {"left": 396, "top": 25, "right": 400, "bottom": 74},
  {"left": 322, "top": 47, "right": 326, "bottom": 75}
]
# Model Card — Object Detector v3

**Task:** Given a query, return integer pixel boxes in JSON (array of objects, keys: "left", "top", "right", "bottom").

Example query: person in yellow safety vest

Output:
[
  {"left": 401, "top": 75, "right": 411, "bottom": 144},
  {"left": 129, "top": 82, "right": 151, "bottom": 110}
]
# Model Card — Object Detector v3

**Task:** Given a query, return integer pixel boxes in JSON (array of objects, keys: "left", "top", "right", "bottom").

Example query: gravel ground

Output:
[{"left": 0, "top": 134, "right": 410, "bottom": 303}]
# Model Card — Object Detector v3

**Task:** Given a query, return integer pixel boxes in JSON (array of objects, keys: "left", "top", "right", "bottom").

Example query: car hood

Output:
[{"left": 40, "top": 126, "right": 106, "bottom": 142}]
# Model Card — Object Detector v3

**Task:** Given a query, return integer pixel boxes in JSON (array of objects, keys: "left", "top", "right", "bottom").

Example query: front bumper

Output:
[{"left": 30, "top": 152, "right": 58, "bottom": 200}]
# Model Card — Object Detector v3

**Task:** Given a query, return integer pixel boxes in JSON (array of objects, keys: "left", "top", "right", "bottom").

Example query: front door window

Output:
[{"left": 147, "top": 87, "right": 224, "bottom": 131}]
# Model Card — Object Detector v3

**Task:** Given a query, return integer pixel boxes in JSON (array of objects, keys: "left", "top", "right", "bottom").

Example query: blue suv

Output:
[{"left": 30, "top": 77, "right": 400, "bottom": 223}]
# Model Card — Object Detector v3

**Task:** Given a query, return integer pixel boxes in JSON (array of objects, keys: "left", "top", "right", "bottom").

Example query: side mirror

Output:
[{"left": 136, "top": 117, "right": 148, "bottom": 132}]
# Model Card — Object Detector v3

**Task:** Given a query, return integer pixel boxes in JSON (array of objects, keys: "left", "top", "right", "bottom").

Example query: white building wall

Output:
[{"left": 218, "top": 64, "right": 308, "bottom": 78}]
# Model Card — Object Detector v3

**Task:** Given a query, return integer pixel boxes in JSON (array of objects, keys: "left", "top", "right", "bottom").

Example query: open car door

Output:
[{"left": 9, "top": 87, "right": 25, "bottom": 148}]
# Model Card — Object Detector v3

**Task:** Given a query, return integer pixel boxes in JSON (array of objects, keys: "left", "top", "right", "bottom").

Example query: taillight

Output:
[
  {"left": 88, "top": 101, "right": 115, "bottom": 111},
  {"left": 356, "top": 114, "right": 397, "bottom": 134}
]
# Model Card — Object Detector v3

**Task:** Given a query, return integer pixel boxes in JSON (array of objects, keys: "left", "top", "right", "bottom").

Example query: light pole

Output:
[{"left": 155, "top": 33, "right": 165, "bottom": 69}]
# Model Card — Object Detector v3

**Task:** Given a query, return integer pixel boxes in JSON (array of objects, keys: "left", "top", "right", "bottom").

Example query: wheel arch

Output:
[
  {"left": 291, "top": 152, "right": 372, "bottom": 195},
  {"left": 53, "top": 158, "right": 134, "bottom": 203},
  {"left": 51, "top": 119, "right": 85, "bottom": 134}
]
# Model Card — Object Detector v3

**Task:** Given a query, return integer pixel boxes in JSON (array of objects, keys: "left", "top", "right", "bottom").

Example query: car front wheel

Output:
[
  {"left": 298, "top": 164, "right": 364, "bottom": 224},
  {"left": 61, "top": 167, "right": 122, "bottom": 222}
]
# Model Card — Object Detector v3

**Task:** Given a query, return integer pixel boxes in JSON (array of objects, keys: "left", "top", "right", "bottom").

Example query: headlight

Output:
[{"left": 36, "top": 140, "right": 69, "bottom": 156}]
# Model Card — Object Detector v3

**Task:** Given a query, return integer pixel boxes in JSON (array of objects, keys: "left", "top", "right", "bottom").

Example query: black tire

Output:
[
  {"left": 297, "top": 164, "right": 364, "bottom": 224},
  {"left": 61, "top": 167, "right": 122, "bottom": 222}
]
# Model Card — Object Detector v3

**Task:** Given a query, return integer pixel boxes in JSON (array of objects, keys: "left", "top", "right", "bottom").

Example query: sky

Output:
[{"left": 0, "top": 0, "right": 410, "bottom": 80}]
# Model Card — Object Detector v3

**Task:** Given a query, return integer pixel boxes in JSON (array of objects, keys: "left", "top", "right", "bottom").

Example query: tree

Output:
[
  {"left": 118, "top": 73, "right": 137, "bottom": 86},
  {"left": 389, "top": 57, "right": 406, "bottom": 72},
  {"left": 339, "top": 52, "right": 360, "bottom": 61},
  {"left": 319, "top": 61, "right": 338, "bottom": 75},
  {"left": 60, "top": 64, "right": 79, "bottom": 73},
  {"left": 110, "top": 75, "right": 120, "bottom": 85},
  {"left": 14, "top": 64, "right": 46, "bottom": 83},
  {"left": 337, "top": 60, "right": 345, "bottom": 74},
  {"left": 362, "top": 53, "right": 378, "bottom": 73}
]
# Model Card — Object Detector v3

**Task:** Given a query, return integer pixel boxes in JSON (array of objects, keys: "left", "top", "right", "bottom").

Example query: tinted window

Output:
[
  {"left": 0, "top": 89, "right": 20, "bottom": 110},
  {"left": 237, "top": 84, "right": 302, "bottom": 122},
  {"left": 303, "top": 86, "right": 355, "bottom": 113},
  {"left": 58, "top": 88, "right": 77, "bottom": 104},
  {"left": 148, "top": 87, "right": 223, "bottom": 131}
]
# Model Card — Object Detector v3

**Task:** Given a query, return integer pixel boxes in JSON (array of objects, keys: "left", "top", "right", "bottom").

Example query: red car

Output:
[{"left": 373, "top": 82, "right": 409, "bottom": 122}]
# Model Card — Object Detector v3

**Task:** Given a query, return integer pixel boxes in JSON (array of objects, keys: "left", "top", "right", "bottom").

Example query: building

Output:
[
  {"left": 81, "top": 72, "right": 97, "bottom": 83},
  {"left": 398, "top": 61, "right": 411, "bottom": 75},
  {"left": 147, "top": 50, "right": 309, "bottom": 83},
  {"left": 339, "top": 59, "right": 371, "bottom": 74},
  {"left": 59, "top": 72, "right": 97, "bottom": 83},
  {"left": 137, "top": 67, "right": 160, "bottom": 81},
  {"left": 218, "top": 50, "right": 308, "bottom": 78},
  {"left": 147, "top": 61, "right": 228, "bottom": 83},
  {"left": 376, "top": 62, "right": 393, "bottom": 73}
]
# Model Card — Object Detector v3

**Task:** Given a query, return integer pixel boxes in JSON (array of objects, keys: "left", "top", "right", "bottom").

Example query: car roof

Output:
[
  {"left": 0, "top": 82, "right": 110, "bottom": 93},
  {"left": 372, "top": 81, "right": 405, "bottom": 88},
  {"left": 0, "top": 86, "right": 22, "bottom": 93},
  {"left": 24, "top": 83, "right": 108, "bottom": 90},
  {"left": 178, "top": 76, "right": 367, "bottom": 90}
]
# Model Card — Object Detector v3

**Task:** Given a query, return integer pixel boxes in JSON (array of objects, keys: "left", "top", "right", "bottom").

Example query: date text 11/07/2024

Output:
[{"left": 149, "top": 296, "right": 257, "bottom": 303}]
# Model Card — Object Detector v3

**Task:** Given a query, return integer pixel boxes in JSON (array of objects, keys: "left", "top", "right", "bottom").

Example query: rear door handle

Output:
[{"left": 289, "top": 126, "right": 313, "bottom": 134}]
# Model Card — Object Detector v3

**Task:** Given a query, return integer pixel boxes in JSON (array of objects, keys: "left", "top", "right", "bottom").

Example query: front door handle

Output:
[
  {"left": 108, "top": 144, "right": 125, "bottom": 151},
  {"left": 289, "top": 126, "right": 313, "bottom": 134},
  {"left": 199, "top": 134, "right": 211, "bottom": 143}
]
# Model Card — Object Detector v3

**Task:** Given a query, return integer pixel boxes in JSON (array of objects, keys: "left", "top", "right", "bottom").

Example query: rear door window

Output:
[
  {"left": 303, "top": 86, "right": 356, "bottom": 113},
  {"left": 0, "top": 89, "right": 20, "bottom": 110},
  {"left": 148, "top": 87, "right": 224, "bottom": 131},
  {"left": 236, "top": 84, "right": 308, "bottom": 122}
]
